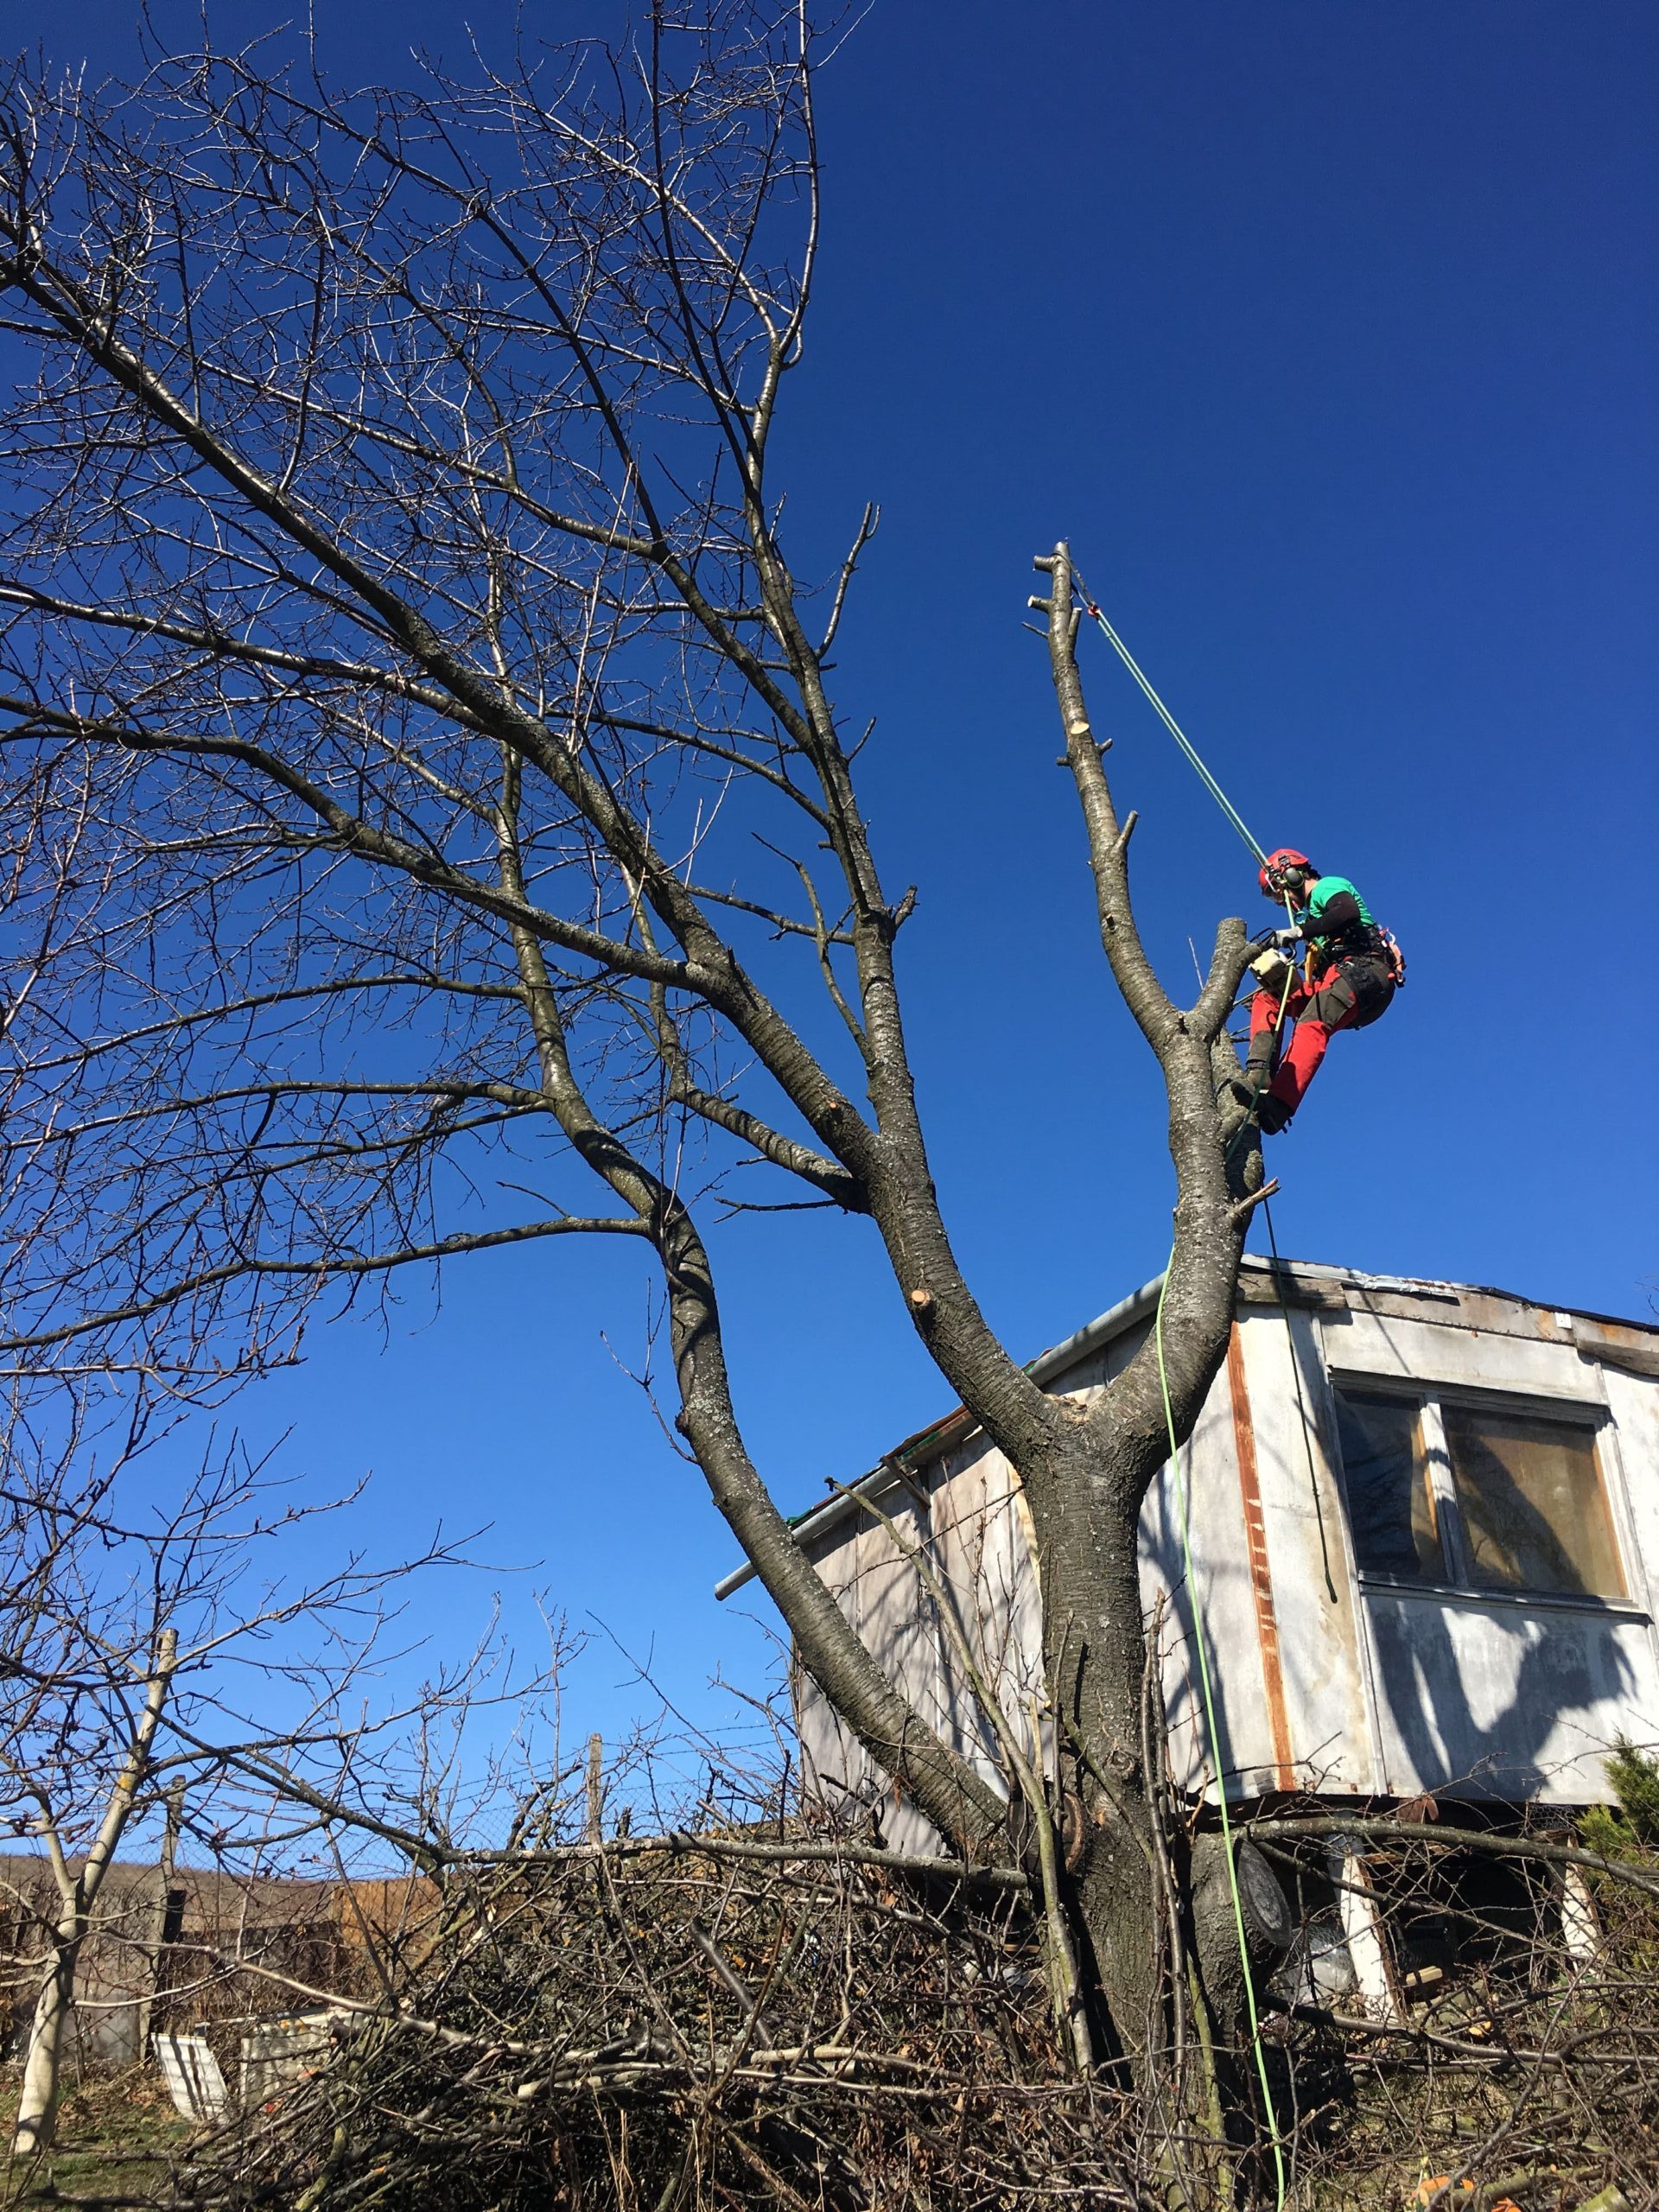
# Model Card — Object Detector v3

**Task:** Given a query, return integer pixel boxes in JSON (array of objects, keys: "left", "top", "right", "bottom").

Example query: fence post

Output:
[
  {"left": 137, "top": 1780, "right": 185, "bottom": 2060},
  {"left": 585, "top": 1735, "right": 604, "bottom": 1847}
]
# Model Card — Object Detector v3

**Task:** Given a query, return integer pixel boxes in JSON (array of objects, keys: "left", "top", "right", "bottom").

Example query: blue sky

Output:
[{"left": 22, "top": 1, "right": 1657, "bottom": 1774}]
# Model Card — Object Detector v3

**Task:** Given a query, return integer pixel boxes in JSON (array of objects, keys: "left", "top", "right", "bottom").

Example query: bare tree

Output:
[
  {"left": 0, "top": 4, "right": 1265, "bottom": 2073},
  {"left": 3, "top": 1560, "right": 175, "bottom": 2162},
  {"left": 0, "top": 1408, "right": 462, "bottom": 2156}
]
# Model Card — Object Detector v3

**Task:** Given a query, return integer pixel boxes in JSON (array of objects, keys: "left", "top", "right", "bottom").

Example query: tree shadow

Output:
[
  {"left": 1363, "top": 1590, "right": 1640, "bottom": 1802},
  {"left": 1352, "top": 1397, "right": 1644, "bottom": 1801}
]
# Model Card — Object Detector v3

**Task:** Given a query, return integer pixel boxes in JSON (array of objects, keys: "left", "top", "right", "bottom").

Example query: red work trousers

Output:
[{"left": 1248, "top": 955, "right": 1395, "bottom": 1117}]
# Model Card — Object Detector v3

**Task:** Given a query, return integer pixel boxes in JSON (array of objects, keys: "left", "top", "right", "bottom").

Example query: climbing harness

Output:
[{"left": 1381, "top": 925, "right": 1408, "bottom": 991}]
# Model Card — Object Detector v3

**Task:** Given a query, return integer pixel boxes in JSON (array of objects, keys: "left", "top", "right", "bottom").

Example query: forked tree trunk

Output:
[
  {"left": 0, "top": 50, "right": 1268, "bottom": 2149},
  {"left": 1019, "top": 542, "right": 1266, "bottom": 2101},
  {"left": 1042, "top": 1431, "right": 1273, "bottom": 2126}
]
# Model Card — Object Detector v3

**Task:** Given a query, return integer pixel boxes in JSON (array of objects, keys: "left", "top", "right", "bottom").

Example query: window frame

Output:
[{"left": 1325, "top": 1369, "right": 1643, "bottom": 1615}]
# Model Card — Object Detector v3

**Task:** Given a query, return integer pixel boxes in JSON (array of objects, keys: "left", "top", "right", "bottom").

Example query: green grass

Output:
[{"left": 1, "top": 2071, "right": 189, "bottom": 2208}]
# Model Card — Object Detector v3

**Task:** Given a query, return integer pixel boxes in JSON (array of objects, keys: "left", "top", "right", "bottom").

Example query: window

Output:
[
  {"left": 1335, "top": 1391, "right": 1440, "bottom": 1582},
  {"left": 1444, "top": 1405, "right": 1624, "bottom": 1599},
  {"left": 1332, "top": 1383, "right": 1626, "bottom": 1603}
]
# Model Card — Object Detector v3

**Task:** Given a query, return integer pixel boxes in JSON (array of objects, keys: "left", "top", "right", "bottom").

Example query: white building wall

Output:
[
  {"left": 1233, "top": 1306, "right": 1376, "bottom": 1796},
  {"left": 1137, "top": 1342, "right": 1264, "bottom": 1799},
  {"left": 1316, "top": 1303, "right": 1659, "bottom": 1804},
  {"left": 793, "top": 1482, "right": 948, "bottom": 1854},
  {"left": 791, "top": 1271, "right": 1659, "bottom": 1840}
]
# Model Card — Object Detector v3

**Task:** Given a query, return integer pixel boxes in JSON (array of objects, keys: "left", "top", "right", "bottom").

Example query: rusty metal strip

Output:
[{"left": 1225, "top": 1323, "right": 1296, "bottom": 1791}]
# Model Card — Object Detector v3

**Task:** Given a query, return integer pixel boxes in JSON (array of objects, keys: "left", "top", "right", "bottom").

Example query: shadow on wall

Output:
[
  {"left": 1363, "top": 1389, "right": 1642, "bottom": 1801},
  {"left": 1367, "top": 1599, "right": 1636, "bottom": 1802},
  {"left": 1139, "top": 1462, "right": 1254, "bottom": 1803},
  {"left": 1139, "top": 1374, "right": 1645, "bottom": 1808}
]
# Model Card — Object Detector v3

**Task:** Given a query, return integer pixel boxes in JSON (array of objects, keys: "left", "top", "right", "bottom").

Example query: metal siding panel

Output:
[
  {"left": 927, "top": 1433, "right": 1046, "bottom": 1776},
  {"left": 846, "top": 1492, "right": 954, "bottom": 1740},
  {"left": 794, "top": 1491, "right": 947, "bottom": 1851},
  {"left": 1139, "top": 1357, "right": 1268, "bottom": 1799},
  {"left": 1322, "top": 1309, "right": 1611, "bottom": 1402},
  {"left": 1360, "top": 1592, "right": 1659, "bottom": 1802},
  {"left": 1239, "top": 1309, "right": 1379, "bottom": 1794},
  {"left": 1601, "top": 1365, "right": 1659, "bottom": 1622}
]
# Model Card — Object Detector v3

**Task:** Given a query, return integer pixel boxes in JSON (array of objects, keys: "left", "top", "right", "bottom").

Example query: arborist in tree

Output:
[{"left": 1230, "top": 848, "right": 1403, "bottom": 1135}]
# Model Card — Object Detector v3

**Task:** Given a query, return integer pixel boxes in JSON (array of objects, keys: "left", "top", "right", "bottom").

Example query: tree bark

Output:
[
  {"left": 135, "top": 1778, "right": 185, "bottom": 2059},
  {"left": 13, "top": 1919, "right": 81, "bottom": 2161}
]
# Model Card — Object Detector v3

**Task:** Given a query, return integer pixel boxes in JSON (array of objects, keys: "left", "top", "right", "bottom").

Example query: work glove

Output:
[{"left": 1249, "top": 926, "right": 1301, "bottom": 954}]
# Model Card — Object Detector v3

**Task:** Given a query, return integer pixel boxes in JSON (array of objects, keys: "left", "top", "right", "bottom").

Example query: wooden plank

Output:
[
  {"left": 1332, "top": 1851, "right": 1403, "bottom": 2024},
  {"left": 1573, "top": 1318, "right": 1659, "bottom": 1381},
  {"left": 1236, "top": 1274, "right": 1347, "bottom": 1311},
  {"left": 1560, "top": 1864, "right": 1601, "bottom": 1964}
]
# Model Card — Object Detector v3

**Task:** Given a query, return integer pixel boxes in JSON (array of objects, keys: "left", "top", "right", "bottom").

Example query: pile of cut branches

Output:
[
  {"left": 24, "top": 1785, "right": 1659, "bottom": 2210},
  {"left": 174, "top": 1831, "right": 1154, "bottom": 2212}
]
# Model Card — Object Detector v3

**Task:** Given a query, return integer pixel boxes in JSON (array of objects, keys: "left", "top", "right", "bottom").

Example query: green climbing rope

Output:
[
  {"left": 1155, "top": 933, "right": 1293, "bottom": 2196},
  {"left": 1073, "top": 560, "right": 1291, "bottom": 2196},
  {"left": 1072, "top": 568, "right": 1270, "bottom": 868},
  {"left": 1156, "top": 1257, "right": 1289, "bottom": 2206}
]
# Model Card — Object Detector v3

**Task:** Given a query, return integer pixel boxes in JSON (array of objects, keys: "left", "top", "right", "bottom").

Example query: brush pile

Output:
[{"left": 174, "top": 1827, "right": 1158, "bottom": 2211}]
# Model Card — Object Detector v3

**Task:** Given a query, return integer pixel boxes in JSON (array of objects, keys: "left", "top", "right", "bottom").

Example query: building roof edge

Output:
[{"left": 711, "top": 1259, "right": 1658, "bottom": 1601}]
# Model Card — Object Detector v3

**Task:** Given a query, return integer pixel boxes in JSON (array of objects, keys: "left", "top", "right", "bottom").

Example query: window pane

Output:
[
  {"left": 1444, "top": 1408, "right": 1624, "bottom": 1599},
  {"left": 1336, "top": 1390, "right": 1441, "bottom": 1580}
]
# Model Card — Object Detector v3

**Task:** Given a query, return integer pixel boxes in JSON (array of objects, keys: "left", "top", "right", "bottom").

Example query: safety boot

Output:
[
  {"left": 1227, "top": 1031, "right": 1278, "bottom": 1106},
  {"left": 1224, "top": 1077, "right": 1291, "bottom": 1134},
  {"left": 1255, "top": 1093, "right": 1292, "bottom": 1136}
]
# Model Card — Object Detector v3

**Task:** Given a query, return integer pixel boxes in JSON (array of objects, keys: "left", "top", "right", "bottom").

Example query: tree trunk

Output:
[
  {"left": 1020, "top": 1425, "right": 1168, "bottom": 2063},
  {"left": 1074, "top": 1806, "right": 1162, "bottom": 2059},
  {"left": 13, "top": 1913, "right": 81, "bottom": 2158},
  {"left": 1027, "top": 1400, "right": 1276, "bottom": 2120},
  {"left": 1065, "top": 1662, "right": 1271, "bottom": 2144}
]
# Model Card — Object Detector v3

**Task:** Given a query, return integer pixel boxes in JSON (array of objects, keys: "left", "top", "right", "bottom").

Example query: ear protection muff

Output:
[{"left": 1258, "top": 848, "right": 1313, "bottom": 901}]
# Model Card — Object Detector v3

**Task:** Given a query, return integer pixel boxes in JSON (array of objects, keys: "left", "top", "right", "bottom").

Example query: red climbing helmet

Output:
[{"left": 1259, "top": 847, "right": 1314, "bottom": 900}]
